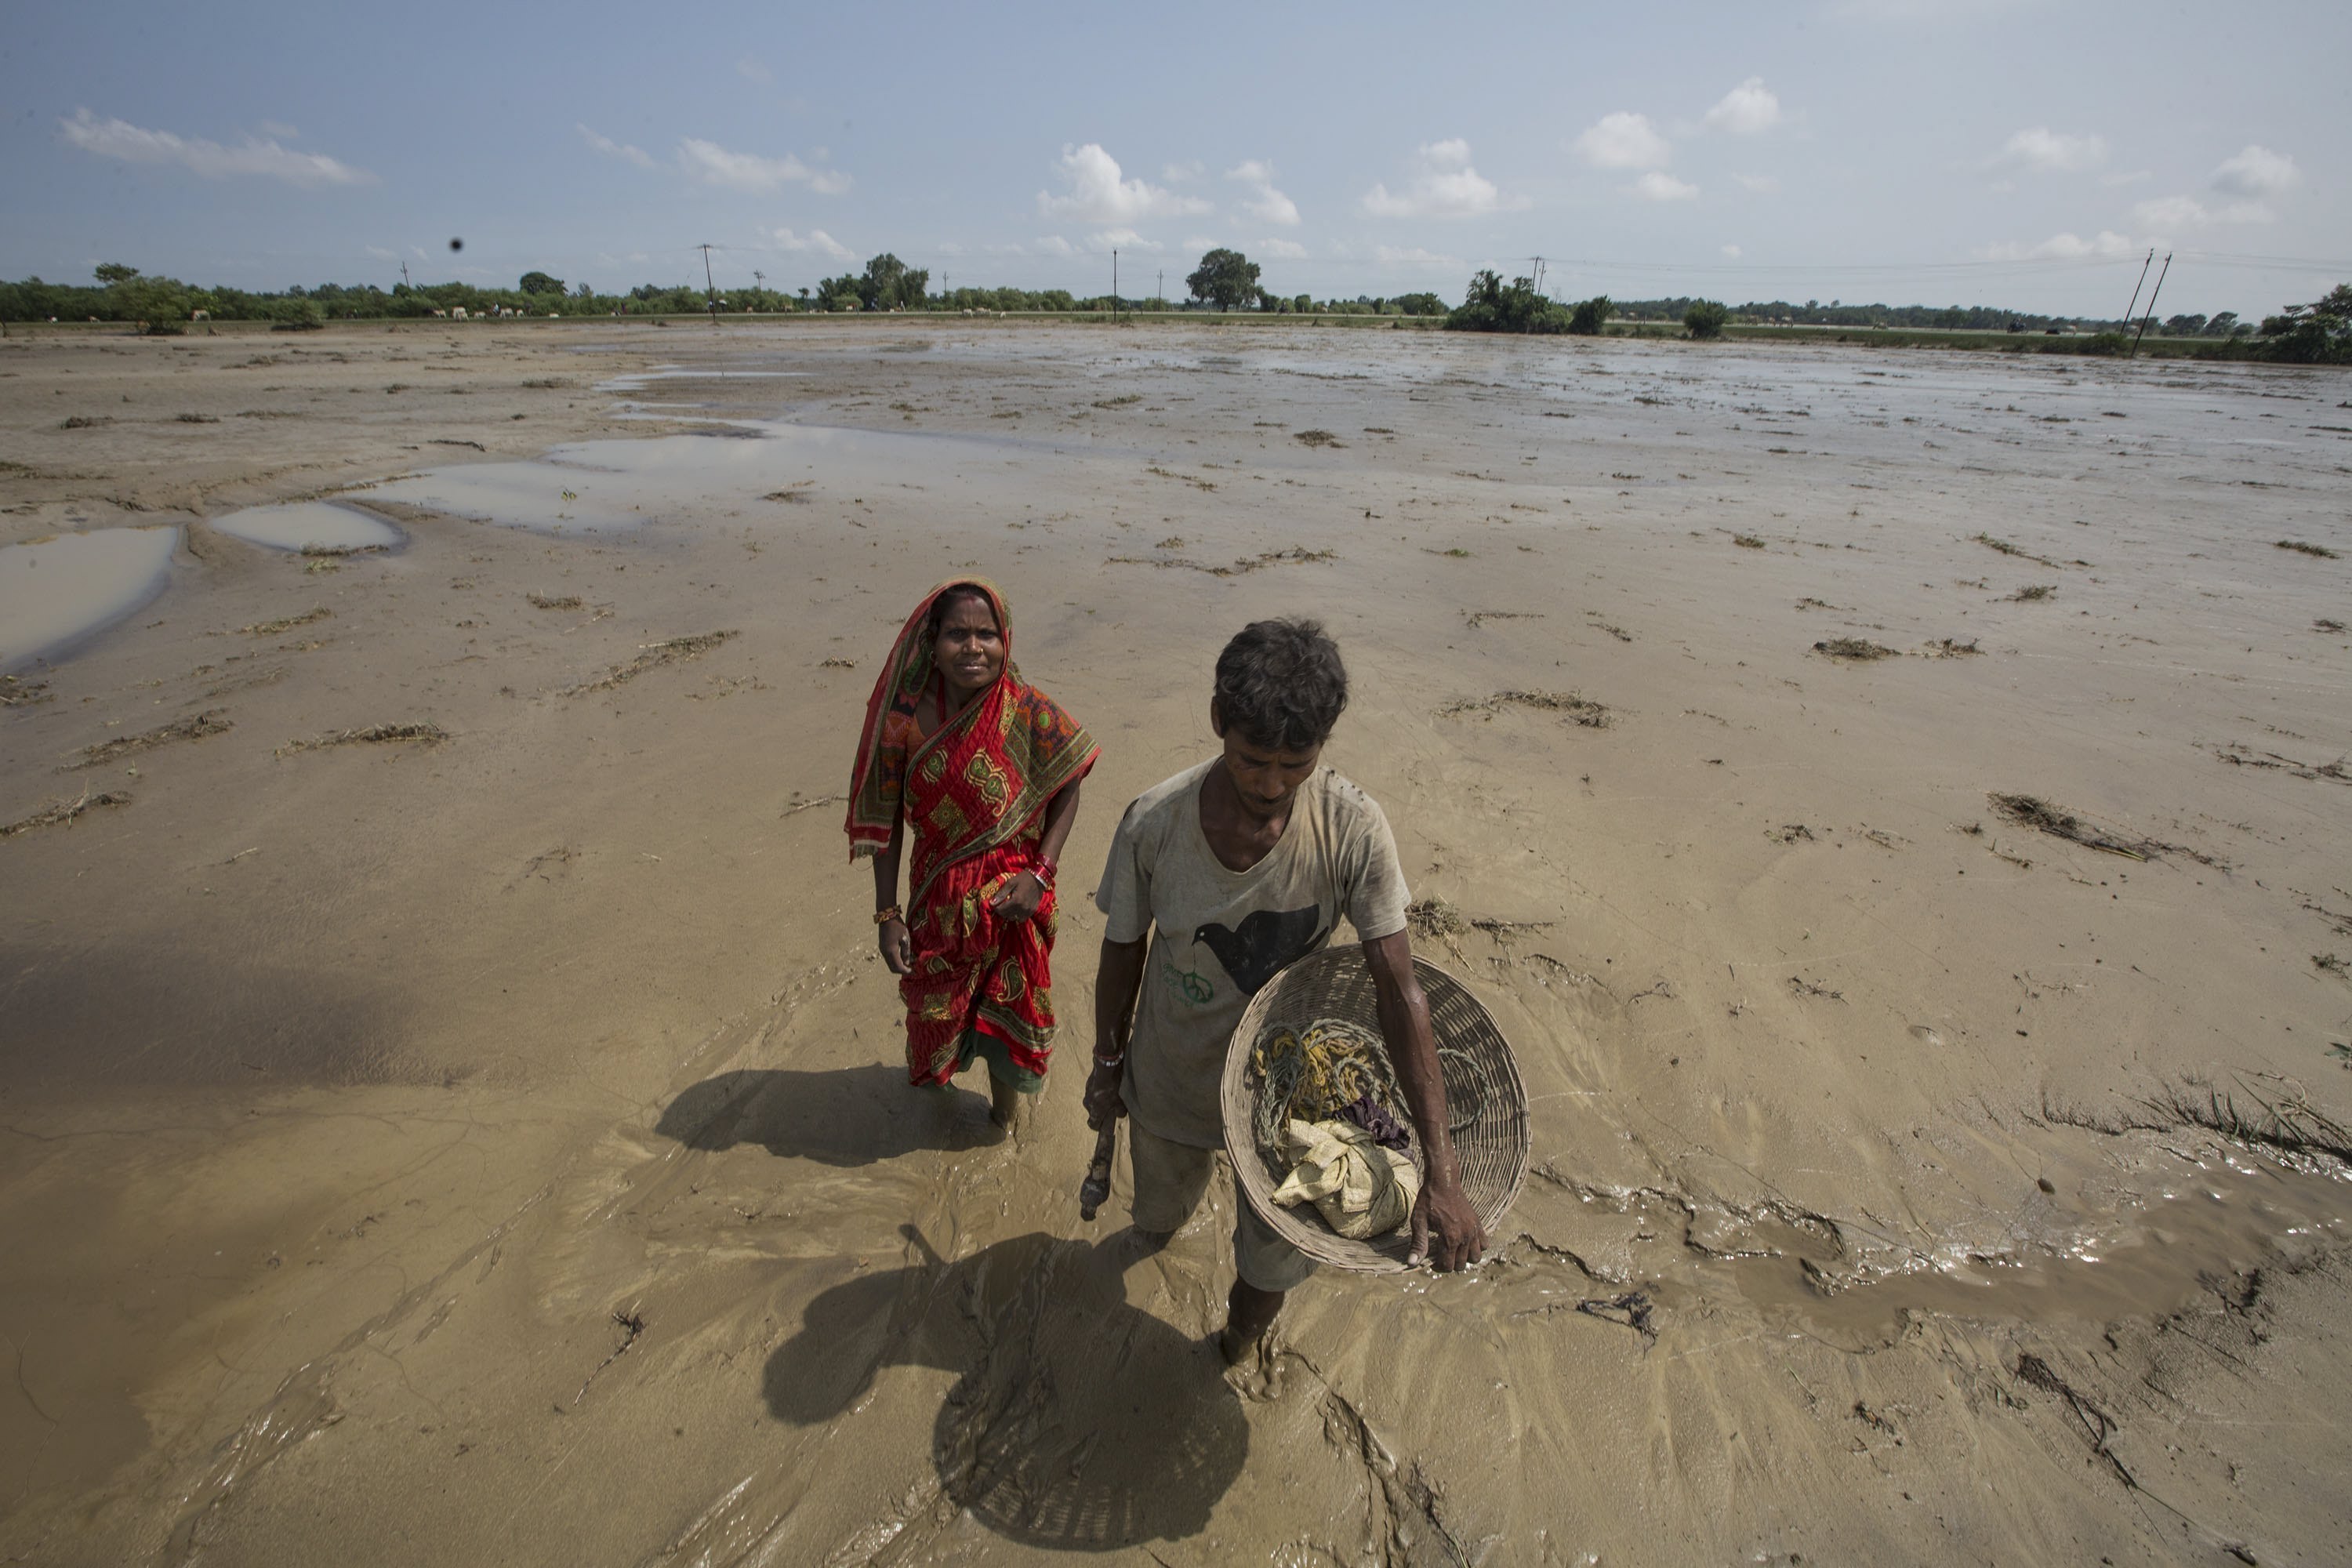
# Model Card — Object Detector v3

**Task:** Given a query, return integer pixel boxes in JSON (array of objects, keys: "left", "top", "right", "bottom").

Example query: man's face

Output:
[{"left": 1215, "top": 720, "right": 1323, "bottom": 824}]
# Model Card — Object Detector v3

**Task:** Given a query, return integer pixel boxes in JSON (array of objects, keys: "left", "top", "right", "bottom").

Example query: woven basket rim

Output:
[{"left": 1219, "top": 945, "right": 1530, "bottom": 1273}]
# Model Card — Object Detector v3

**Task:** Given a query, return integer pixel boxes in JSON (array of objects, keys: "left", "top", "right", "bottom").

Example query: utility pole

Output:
[
  {"left": 1111, "top": 249, "right": 1119, "bottom": 314},
  {"left": 2129, "top": 252, "right": 2173, "bottom": 357},
  {"left": 400, "top": 260, "right": 412, "bottom": 292},
  {"left": 699, "top": 243, "right": 719, "bottom": 325},
  {"left": 2119, "top": 249, "right": 2154, "bottom": 335},
  {"left": 1158, "top": 268, "right": 1164, "bottom": 305}
]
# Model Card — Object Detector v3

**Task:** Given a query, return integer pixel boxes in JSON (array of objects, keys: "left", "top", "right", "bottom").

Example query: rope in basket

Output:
[{"left": 1248, "top": 1018, "right": 1488, "bottom": 1162}]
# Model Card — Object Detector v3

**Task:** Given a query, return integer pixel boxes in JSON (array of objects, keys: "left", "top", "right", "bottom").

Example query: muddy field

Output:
[{"left": 3, "top": 318, "right": 2350, "bottom": 1566}]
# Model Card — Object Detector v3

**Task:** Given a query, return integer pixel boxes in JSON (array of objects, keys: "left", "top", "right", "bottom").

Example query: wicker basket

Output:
[{"left": 1219, "top": 946, "right": 1530, "bottom": 1272}]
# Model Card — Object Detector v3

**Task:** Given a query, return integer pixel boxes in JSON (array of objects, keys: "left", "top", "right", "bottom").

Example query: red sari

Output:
[{"left": 845, "top": 581, "right": 1098, "bottom": 1087}]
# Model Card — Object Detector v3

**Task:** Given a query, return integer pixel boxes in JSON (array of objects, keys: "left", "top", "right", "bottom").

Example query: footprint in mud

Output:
[{"left": 764, "top": 1226, "right": 1247, "bottom": 1551}]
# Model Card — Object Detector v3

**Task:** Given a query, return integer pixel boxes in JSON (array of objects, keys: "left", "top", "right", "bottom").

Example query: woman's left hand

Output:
[{"left": 987, "top": 869, "right": 1047, "bottom": 924}]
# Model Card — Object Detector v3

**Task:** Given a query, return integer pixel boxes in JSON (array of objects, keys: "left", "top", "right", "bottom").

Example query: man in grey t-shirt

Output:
[{"left": 1086, "top": 618, "right": 1486, "bottom": 1363}]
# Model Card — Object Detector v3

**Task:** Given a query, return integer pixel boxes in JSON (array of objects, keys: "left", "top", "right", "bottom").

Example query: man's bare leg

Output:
[{"left": 1218, "top": 1279, "right": 1284, "bottom": 1364}]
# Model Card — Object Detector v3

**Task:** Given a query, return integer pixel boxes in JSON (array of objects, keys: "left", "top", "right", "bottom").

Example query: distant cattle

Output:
[
  {"left": 451, "top": 307, "right": 467, "bottom": 321},
  {"left": 190, "top": 309, "right": 209, "bottom": 321}
]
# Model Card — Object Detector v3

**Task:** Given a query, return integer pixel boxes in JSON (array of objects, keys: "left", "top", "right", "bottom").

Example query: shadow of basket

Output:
[{"left": 1219, "top": 946, "right": 1530, "bottom": 1272}]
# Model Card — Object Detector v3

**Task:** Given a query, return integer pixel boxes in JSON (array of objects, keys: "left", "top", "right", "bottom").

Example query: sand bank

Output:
[{"left": 3, "top": 319, "right": 2349, "bottom": 1565}]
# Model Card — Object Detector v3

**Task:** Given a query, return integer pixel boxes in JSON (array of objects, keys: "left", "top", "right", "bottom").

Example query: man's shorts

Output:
[{"left": 1126, "top": 1120, "right": 1318, "bottom": 1293}]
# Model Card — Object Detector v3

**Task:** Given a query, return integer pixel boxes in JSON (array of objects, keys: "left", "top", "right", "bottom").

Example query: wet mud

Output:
[{"left": 3, "top": 319, "right": 2350, "bottom": 1565}]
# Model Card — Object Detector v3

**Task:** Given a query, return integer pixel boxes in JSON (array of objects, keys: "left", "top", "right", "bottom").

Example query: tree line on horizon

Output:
[{"left": 2, "top": 252, "right": 2343, "bottom": 362}]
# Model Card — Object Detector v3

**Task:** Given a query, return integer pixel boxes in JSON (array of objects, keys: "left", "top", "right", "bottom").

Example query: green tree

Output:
[
  {"left": 1568, "top": 295, "right": 1612, "bottom": 336},
  {"left": 1446, "top": 270, "right": 1573, "bottom": 334},
  {"left": 1684, "top": 299, "right": 1730, "bottom": 339},
  {"left": 1186, "top": 249, "right": 1261, "bottom": 310},
  {"left": 857, "top": 253, "right": 928, "bottom": 311},
  {"left": 519, "top": 270, "right": 565, "bottom": 296},
  {"left": 2259, "top": 284, "right": 2351, "bottom": 364},
  {"left": 93, "top": 262, "right": 140, "bottom": 285}
]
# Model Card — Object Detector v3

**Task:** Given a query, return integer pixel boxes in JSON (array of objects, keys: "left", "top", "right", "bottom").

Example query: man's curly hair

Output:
[{"left": 1214, "top": 618, "right": 1348, "bottom": 750}]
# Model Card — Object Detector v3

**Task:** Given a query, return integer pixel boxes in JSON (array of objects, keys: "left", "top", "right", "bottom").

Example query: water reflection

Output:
[{"left": 0, "top": 527, "right": 179, "bottom": 670}]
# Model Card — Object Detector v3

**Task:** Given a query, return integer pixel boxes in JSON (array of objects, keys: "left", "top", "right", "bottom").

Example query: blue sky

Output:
[{"left": 5, "top": 0, "right": 2345, "bottom": 318}]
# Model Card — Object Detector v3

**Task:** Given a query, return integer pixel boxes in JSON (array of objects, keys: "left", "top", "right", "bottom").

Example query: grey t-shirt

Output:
[{"left": 1093, "top": 760, "right": 1412, "bottom": 1149}]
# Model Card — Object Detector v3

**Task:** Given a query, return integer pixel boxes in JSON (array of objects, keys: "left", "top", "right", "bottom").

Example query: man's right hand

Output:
[
  {"left": 1082, "top": 1056, "right": 1127, "bottom": 1130},
  {"left": 877, "top": 917, "right": 912, "bottom": 975}
]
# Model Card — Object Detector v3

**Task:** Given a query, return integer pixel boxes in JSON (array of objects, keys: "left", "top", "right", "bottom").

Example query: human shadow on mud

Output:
[
  {"left": 655, "top": 1065, "right": 992, "bottom": 1167},
  {"left": 764, "top": 1225, "right": 1247, "bottom": 1552}
]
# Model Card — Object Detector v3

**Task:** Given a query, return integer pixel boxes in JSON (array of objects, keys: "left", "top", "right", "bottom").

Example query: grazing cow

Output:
[
  {"left": 451, "top": 307, "right": 467, "bottom": 321},
  {"left": 190, "top": 309, "right": 209, "bottom": 321}
]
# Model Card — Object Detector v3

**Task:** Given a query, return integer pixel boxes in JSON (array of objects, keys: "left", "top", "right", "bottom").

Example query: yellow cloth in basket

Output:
[{"left": 1268, "top": 1118, "right": 1421, "bottom": 1240}]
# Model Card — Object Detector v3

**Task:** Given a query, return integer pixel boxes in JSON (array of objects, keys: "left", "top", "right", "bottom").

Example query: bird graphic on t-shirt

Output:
[{"left": 1192, "top": 906, "right": 1327, "bottom": 996}]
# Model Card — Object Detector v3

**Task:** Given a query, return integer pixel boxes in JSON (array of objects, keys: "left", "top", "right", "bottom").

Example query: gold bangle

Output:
[{"left": 875, "top": 906, "right": 902, "bottom": 926}]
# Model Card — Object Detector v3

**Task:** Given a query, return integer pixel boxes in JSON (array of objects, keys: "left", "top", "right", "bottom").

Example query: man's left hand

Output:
[{"left": 1408, "top": 1176, "right": 1486, "bottom": 1272}]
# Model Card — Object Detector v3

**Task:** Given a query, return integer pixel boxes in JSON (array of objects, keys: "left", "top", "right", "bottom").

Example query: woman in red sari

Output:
[{"left": 845, "top": 580, "right": 1098, "bottom": 1131}]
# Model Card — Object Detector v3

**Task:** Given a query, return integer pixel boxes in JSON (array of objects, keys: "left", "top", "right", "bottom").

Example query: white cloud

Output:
[
  {"left": 1087, "top": 227, "right": 1163, "bottom": 253},
  {"left": 1261, "top": 238, "right": 1308, "bottom": 260},
  {"left": 2100, "top": 169, "right": 2151, "bottom": 187},
  {"left": 737, "top": 56, "right": 772, "bottom": 85},
  {"left": 1034, "top": 235, "right": 1078, "bottom": 258},
  {"left": 2134, "top": 190, "right": 2279, "bottom": 230},
  {"left": 365, "top": 245, "right": 398, "bottom": 261},
  {"left": 1163, "top": 160, "right": 1205, "bottom": 183},
  {"left": 1361, "top": 139, "right": 1519, "bottom": 219},
  {"left": 1979, "top": 230, "right": 2141, "bottom": 261},
  {"left": 768, "top": 227, "right": 852, "bottom": 260},
  {"left": 1037, "top": 144, "right": 1210, "bottom": 222},
  {"left": 674, "top": 137, "right": 850, "bottom": 194},
  {"left": 1373, "top": 244, "right": 1461, "bottom": 265},
  {"left": 1572, "top": 112, "right": 1671, "bottom": 171},
  {"left": 258, "top": 120, "right": 299, "bottom": 140},
  {"left": 1181, "top": 234, "right": 1221, "bottom": 253},
  {"left": 1632, "top": 171, "right": 1699, "bottom": 201},
  {"left": 579, "top": 123, "right": 657, "bottom": 169},
  {"left": 1701, "top": 78, "right": 1783, "bottom": 136},
  {"left": 1733, "top": 172, "right": 1780, "bottom": 195},
  {"left": 1993, "top": 127, "right": 2107, "bottom": 173},
  {"left": 2212, "top": 143, "right": 2299, "bottom": 200},
  {"left": 2133, "top": 194, "right": 2210, "bottom": 230},
  {"left": 1721, "top": 243, "right": 1743, "bottom": 260},
  {"left": 59, "top": 108, "right": 374, "bottom": 187},
  {"left": 1226, "top": 159, "right": 1301, "bottom": 226}
]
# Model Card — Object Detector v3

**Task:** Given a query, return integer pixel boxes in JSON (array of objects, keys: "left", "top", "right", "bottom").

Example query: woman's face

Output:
[{"left": 933, "top": 592, "right": 1005, "bottom": 697}]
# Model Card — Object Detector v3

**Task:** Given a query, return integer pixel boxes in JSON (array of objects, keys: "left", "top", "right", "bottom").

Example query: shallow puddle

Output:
[
  {"left": 365, "top": 423, "right": 1018, "bottom": 535},
  {"left": 0, "top": 527, "right": 180, "bottom": 670},
  {"left": 209, "top": 500, "right": 404, "bottom": 553}
]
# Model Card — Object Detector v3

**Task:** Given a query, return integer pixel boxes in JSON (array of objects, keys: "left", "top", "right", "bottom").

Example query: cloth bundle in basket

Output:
[{"left": 1251, "top": 1017, "right": 1421, "bottom": 1239}]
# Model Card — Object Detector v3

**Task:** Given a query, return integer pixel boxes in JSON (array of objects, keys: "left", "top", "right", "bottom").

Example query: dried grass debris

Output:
[
  {"left": 1442, "top": 689, "right": 1613, "bottom": 726},
  {"left": 238, "top": 607, "right": 330, "bottom": 636},
  {"left": 1987, "top": 792, "right": 2189, "bottom": 862},
  {"left": 565, "top": 630, "right": 739, "bottom": 695},
  {"left": 1813, "top": 637, "right": 1899, "bottom": 660},
  {"left": 276, "top": 721, "right": 448, "bottom": 757},
  {"left": 2, "top": 789, "right": 131, "bottom": 840},
  {"left": 64, "top": 709, "right": 230, "bottom": 770}
]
